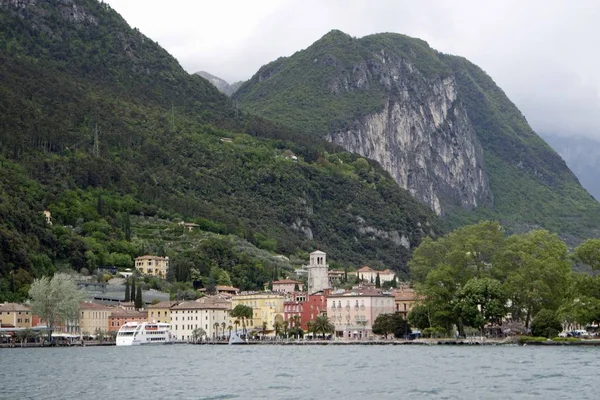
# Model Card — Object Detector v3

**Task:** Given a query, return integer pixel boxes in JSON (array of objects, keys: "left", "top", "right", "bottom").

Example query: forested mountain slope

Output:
[
  {"left": 0, "top": 1, "right": 440, "bottom": 300},
  {"left": 234, "top": 30, "right": 600, "bottom": 240}
]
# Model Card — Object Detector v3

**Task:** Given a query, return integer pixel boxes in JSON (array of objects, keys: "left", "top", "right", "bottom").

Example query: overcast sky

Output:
[{"left": 105, "top": 0, "right": 600, "bottom": 139}]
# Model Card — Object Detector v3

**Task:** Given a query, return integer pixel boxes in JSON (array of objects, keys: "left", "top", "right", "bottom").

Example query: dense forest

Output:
[{"left": 0, "top": 1, "right": 441, "bottom": 301}]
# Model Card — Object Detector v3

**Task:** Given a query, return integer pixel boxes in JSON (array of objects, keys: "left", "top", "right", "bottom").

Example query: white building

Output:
[
  {"left": 307, "top": 250, "right": 330, "bottom": 294},
  {"left": 170, "top": 297, "right": 231, "bottom": 342},
  {"left": 349, "top": 266, "right": 396, "bottom": 284}
]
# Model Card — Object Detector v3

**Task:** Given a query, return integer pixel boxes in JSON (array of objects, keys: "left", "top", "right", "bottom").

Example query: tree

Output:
[
  {"left": 192, "top": 327, "right": 205, "bottom": 343},
  {"left": 29, "top": 273, "right": 86, "bottom": 340},
  {"left": 274, "top": 320, "right": 283, "bottom": 338},
  {"left": 312, "top": 315, "right": 334, "bottom": 338},
  {"left": 375, "top": 273, "right": 381, "bottom": 288},
  {"left": 391, "top": 314, "right": 411, "bottom": 339},
  {"left": 231, "top": 304, "right": 253, "bottom": 337},
  {"left": 499, "top": 230, "right": 572, "bottom": 327},
  {"left": 294, "top": 282, "right": 300, "bottom": 291},
  {"left": 205, "top": 277, "right": 217, "bottom": 295},
  {"left": 213, "top": 322, "right": 220, "bottom": 340},
  {"left": 124, "top": 278, "right": 130, "bottom": 302},
  {"left": 134, "top": 286, "right": 142, "bottom": 309},
  {"left": 291, "top": 315, "right": 302, "bottom": 329},
  {"left": 372, "top": 313, "right": 411, "bottom": 339},
  {"left": 372, "top": 314, "right": 394, "bottom": 338},
  {"left": 573, "top": 239, "right": 600, "bottom": 270},
  {"left": 454, "top": 277, "right": 507, "bottom": 333},
  {"left": 130, "top": 279, "right": 136, "bottom": 303},
  {"left": 530, "top": 309, "right": 562, "bottom": 338},
  {"left": 407, "top": 304, "right": 431, "bottom": 331}
]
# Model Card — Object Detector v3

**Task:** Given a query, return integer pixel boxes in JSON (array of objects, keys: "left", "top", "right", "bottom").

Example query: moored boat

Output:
[{"left": 116, "top": 322, "right": 174, "bottom": 346}]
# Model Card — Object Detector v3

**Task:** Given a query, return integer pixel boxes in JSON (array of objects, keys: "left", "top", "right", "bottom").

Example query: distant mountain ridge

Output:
[
  {"left": 195, "top": 71, "right": 243, "bottom": 96},
  {"left": 0, "top": 0, "right": 442, "bottom": 299},
  {"left": 234, "top": 30, "right": 600, "bottom": 240},
  {"left": 541, "top": 133, "right": 600, "bottom": 200}
]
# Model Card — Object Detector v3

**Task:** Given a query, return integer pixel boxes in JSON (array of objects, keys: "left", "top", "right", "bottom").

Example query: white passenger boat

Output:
[
  {"left": 229, "top": 330, "right": 248, "bottom": 345},
  {"left": 116, "top": 322, "right": 174, "bottom": 346}
]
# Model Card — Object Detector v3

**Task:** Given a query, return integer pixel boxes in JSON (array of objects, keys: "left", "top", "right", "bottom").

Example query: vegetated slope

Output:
[
  {"left": 0, "top": 1, "right": 441, "bottom": 300},
  {"left": 541, "top": 133, "right": 600, "bottom": 201},
  {"left": 234, "top": 30, "right": 600, "bottom": 240}
]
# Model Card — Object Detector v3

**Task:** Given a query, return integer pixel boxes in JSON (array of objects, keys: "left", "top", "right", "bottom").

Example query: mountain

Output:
[
  {"left": 195, "top": 71, "right": 243, "bottom": 96},
  {"left": 233, "top": 30, "right": 600, "bottom": 240},
  {"left": 0, "top": 1, "right": 441, "bottom": 300},
  {"left": 542, "top": 133, "right": 600, "bottom": 200}
]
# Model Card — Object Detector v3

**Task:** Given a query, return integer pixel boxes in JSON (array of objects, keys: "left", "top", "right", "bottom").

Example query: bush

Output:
[
  {"left": 530, "top": 309, "right": 562, "bottom": 338},
  {"left": 517, "top": 336, "right": 548, "bottom": 344}
]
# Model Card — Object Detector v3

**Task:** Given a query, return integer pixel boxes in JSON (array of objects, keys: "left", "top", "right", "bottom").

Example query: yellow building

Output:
[
  {"left": 147, "top": 301, "right": 179, "bottom": 324},
  {"left": 0, "top": 303, "right": 32, "bottom": 328},
  {"left": 230, "top": 293, "right": 284, "bottom": 333},
  {"left": 79, "top": 302, "right": 113, "bottom": 335},
  {"left": 134, "top": 255, "right": 169, "bottom": 278},
  {"left": 392, "top": 286, "right": 422, "bottom": 319}
]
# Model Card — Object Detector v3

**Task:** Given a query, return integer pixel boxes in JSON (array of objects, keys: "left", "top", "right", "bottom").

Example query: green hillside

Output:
[
  {"left": 233, "top": 30, "right": 600, "bottom": 240},
  {"left": 0, "top": 2, "right": 440, "bottom": 301}
]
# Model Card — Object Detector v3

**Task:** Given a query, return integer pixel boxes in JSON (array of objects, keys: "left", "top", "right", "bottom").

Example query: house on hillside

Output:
[
  {"left": 348, "top": 266, "right": 395, "bottom": 283},
  {"left": 272, "top": 279, "right": 303, "bottom": 294},
  {"left": 134, "top": 255, "right": 169, "bottom": 278}
]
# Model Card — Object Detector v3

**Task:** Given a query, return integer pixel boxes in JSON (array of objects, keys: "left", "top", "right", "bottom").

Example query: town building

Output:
[
  {"left": 231, "top": 292, "right": 284, "bottom": 334},
  {"left": 283, "top": 299, "right": 304, "bottom": 329},
  {"left": 392, "top": 286, "right": 422, "bottom": 319},
  {"left": 0, "top": 303, "right": 32, "bottom": 328},
  {"left": 198, "top": 285, "right": 240, "bottom": 296},
  {"left": 79, "top": 302, "right": 113, "bottom": 335},
  {"left": 108, "top": 309, "right": 148, "bottom": 332},
  {"left": 147, "top": 301, "right": 179, "bottom": 324},
  {"left": 326, "top": 288, "right": 395, "bottom": 339},
  {"left": 171, "top": 297, "right": 231, "bottom": 341},
  {"left": 283, "top": 292, "right": 328, "bottom": 331},
  {"left": 272, "top": 279, "right": 303, "bottom": 294},
  {"left": 307, "top": 250, "right": 329, "bottom": 294},
  {"left": 134, "top": 255, "right": 169, "bottom": 278},
  {"left": 349, "top": 266, "right": 396, "bottom": 284},
  {"left": 328, "top": 270, "right": 345, "bottom": 287}
]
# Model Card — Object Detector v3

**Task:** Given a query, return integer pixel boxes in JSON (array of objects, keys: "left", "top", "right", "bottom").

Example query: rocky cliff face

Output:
[
  {"left": 195, "top": 71, "right": 243, "bottom": 96},
  {"left": 326, "top": 59, "right": 491, "bottom": 215}
]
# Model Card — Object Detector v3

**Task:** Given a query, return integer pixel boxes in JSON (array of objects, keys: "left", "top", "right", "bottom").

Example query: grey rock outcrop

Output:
[
  {"left": 326, "top": 58, "right": 492, "bottom": 215},
  {"left": 195, "top": 71, "right": 243, "bottom": 96}
]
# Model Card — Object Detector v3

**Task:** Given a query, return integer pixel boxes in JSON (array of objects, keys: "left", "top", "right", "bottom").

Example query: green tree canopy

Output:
[
  {"left": 530, "top": 309, "right": 562, "bottom": 338},
  {"left": 312, "top": 315, "right": 334, "bottom": 338},
  {"left": 28, "top": 273, "right": 86, "bottom": 338},
  {"left": 454, "top": 277, "right": 507, "bottom": 332},
  {"left": 573, "top": 239, "right": 600, "bottom": 270}
]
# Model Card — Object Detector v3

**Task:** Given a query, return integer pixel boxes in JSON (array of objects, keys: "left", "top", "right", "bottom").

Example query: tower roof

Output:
[{"left": 310, "top": 250, "right": 326, "bottom": 255}]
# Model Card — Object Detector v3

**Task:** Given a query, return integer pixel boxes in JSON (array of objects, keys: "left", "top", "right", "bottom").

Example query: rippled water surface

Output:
[{"left": 2, "top": 344, "right": 599, "bottom": 399}]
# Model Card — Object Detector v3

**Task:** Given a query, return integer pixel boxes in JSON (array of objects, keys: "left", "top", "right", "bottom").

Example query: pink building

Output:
[
  {"left": 326, "top": 288, "right": 395, "bottom": 339},
  {"left": 272, "top": 279, "right": 303, "bottom": 294}
]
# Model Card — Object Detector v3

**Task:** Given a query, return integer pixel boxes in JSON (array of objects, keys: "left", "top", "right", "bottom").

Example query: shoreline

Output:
[{"left": 3, "top": 338, "right": 600, "bottom": 348}]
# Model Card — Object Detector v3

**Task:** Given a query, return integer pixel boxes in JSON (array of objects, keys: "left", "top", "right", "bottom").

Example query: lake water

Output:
[{"left": 1, "top": 344, "right": 598, "bottom": 399}]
